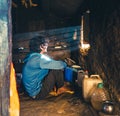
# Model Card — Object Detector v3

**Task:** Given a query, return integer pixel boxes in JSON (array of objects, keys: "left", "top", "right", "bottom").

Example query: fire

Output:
[
  {"left": 80, "top": 15, "right": 90, "bottom": 56},
  {"left": 80, "top": 43, "right": 90, "bottom": 56}
]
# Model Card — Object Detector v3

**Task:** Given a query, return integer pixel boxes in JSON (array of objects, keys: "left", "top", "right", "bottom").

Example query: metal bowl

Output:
[{"left": 102, "top": 100, "right": 114, "bottom": 114}]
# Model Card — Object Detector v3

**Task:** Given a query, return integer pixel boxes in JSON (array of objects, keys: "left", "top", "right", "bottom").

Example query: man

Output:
[{"left": 22, "top": 35, "right": 70, "bottom": 100}]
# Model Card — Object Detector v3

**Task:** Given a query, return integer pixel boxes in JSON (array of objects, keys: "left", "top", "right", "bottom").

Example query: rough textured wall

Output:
[
  {"left": 84, "top": 0, "right": 120, "bottom": 101},
  {"left": 12, "top": 0, "right": 120, "bottom": 102}
]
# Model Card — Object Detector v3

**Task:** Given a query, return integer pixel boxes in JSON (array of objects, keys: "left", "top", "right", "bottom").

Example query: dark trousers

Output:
[{"left": 35, "top": 70, "right": 64, "bottom": 100}]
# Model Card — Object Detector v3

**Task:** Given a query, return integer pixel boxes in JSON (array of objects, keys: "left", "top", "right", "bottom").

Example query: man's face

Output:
[{"left": 40, "top": 43, "right": 48, "bottom": 53}]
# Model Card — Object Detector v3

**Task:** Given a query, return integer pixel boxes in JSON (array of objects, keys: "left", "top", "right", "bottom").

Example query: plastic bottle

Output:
[{"left": 91, "top": 83, "right": 110, "bottom": 111}]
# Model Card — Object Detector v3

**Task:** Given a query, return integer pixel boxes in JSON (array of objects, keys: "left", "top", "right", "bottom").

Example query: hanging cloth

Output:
[{"left": 9, "top": 63, "right": 20, "bottom": 116}]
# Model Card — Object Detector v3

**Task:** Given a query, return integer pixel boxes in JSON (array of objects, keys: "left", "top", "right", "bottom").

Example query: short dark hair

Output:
[{"left": 29, "top": 35, "right": 49, "bottom": 53}]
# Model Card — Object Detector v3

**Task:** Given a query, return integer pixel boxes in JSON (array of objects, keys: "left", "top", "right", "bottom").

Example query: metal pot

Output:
[{"left": 102, "top": 100, "right": 114, "bottom": 114}]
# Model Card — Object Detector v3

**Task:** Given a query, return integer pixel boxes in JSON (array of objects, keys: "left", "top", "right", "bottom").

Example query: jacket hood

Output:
[{"left": 23, "top": 53, "right": 38, "bottom": 63}]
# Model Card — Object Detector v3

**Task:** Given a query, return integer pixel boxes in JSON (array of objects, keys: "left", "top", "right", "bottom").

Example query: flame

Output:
[{"left": 80, "top": 16, "right": 90, "bottom": 56}]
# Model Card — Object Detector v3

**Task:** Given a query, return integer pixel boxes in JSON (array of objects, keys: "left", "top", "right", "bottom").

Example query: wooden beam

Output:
[{"left": 0, "top": 0, "right": 12, "bottom": 116}]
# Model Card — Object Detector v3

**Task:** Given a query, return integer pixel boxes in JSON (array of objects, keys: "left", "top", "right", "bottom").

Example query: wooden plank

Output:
[{"left": 0, "top": 0, "right": 12, "bottom": 116}]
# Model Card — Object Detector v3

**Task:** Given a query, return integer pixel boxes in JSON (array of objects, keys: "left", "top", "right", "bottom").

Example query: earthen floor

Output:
[{"left": 19, "top": 87, "right": 99, "bottom": 116}]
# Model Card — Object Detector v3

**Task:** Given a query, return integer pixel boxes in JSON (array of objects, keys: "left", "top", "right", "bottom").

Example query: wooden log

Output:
[{"left": 0, "top": 0, "right": 12, "bottom": 115}]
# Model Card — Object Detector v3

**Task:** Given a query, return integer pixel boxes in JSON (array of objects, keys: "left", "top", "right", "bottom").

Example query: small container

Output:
[
  {"left": 77, "top": 70, "right": 85, "bottom": 87},
  {"left": 102, "top": 100, "right": 114, "bottom": 114},
  {"left": 64, "top": 67, "right": 73, "bottom": 82},
  {"left": 82, "top": 75, "right": 103, "bottom": 102}
]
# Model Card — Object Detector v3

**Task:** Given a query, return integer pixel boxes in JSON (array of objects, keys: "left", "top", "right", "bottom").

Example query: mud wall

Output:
[
  {"left": 12, "top": 0, "right": 120, "bottom": 102},
  {"left": 83, "top": 0, "right": 120, "bottom": 101}
]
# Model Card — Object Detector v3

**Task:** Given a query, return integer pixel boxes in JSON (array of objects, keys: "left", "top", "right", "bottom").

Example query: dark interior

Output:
[{"left": 12, "top": 0, "right": 120, "bottom": 115}]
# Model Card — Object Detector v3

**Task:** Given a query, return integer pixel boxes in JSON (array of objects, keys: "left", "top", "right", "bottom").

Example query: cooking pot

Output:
[{"left": 102, "top": 100, "right": 114, "bottom": 114}]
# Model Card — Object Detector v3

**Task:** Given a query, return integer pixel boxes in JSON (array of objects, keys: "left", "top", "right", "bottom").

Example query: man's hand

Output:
[{"left": 64, "top": 58, "right": 76, "bottom": 66}]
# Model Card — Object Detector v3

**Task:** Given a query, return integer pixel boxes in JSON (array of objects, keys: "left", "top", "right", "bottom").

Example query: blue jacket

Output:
[{"left": 22, "top": 53, "right": 67, "bottom": 97}]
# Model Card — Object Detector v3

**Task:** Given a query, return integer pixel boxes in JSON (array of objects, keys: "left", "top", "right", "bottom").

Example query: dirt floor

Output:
[
  {"left": 19, "top": 83, "right": 120, "bottom": 116},
  {"left": 19, "top": 85, "right": 100, "bottom": 116}
]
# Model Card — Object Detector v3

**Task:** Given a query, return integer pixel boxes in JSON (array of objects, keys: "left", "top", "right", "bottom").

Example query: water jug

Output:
[{"left": 82, "top": 74, "right": 103, "bottom": 102}]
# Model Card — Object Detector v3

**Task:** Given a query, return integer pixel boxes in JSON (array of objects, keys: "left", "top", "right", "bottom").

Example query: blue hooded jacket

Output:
[{"left": 22, "top": 53, "right": 67, "bottom": 97}]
